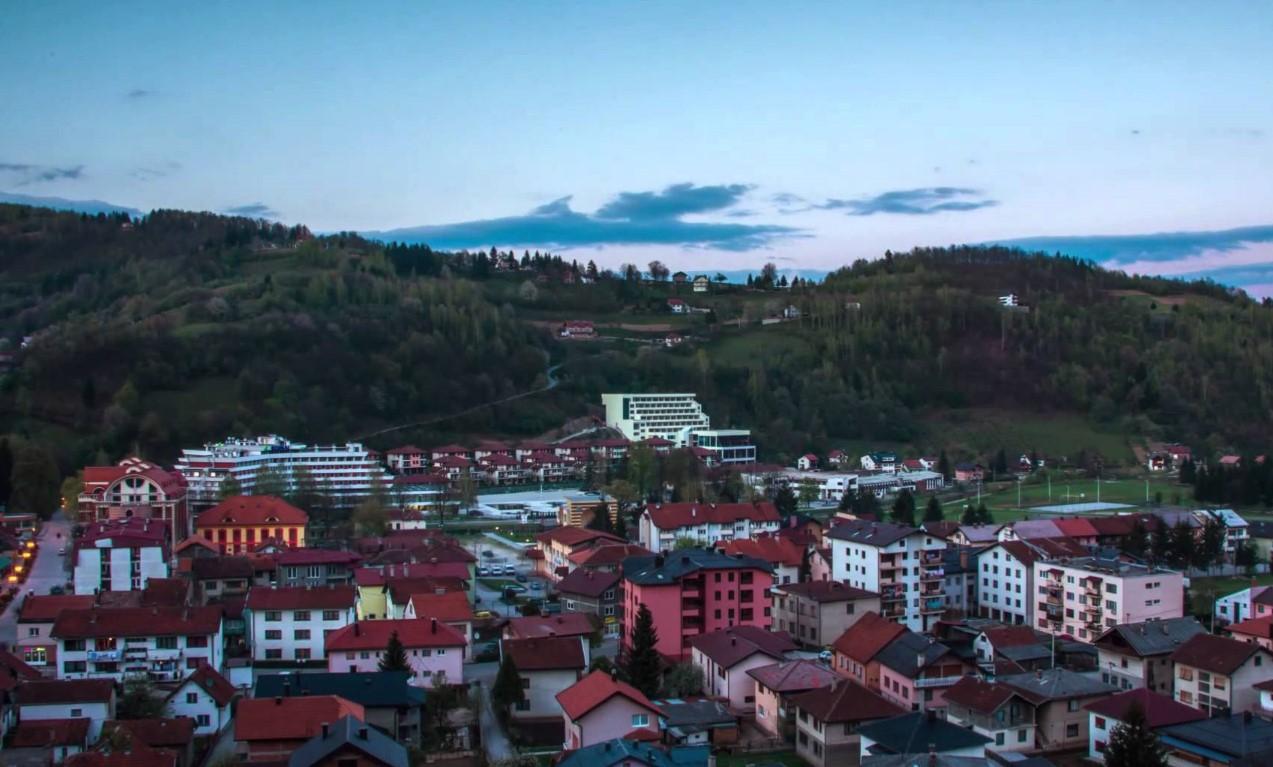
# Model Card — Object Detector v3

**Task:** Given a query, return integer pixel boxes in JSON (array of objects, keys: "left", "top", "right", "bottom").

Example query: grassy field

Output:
[
  {"left": 920, "top": 409, "right": 1135, "bottom": 465},
  {"left": 930, "top": 474, "right": 1187, "bottom": 523},
  {"left": 708, "top": 324, "right": 815, "bottom": 366},
  {"left": 1188, "top": 573, "right": 1273, "bottom": 618}
]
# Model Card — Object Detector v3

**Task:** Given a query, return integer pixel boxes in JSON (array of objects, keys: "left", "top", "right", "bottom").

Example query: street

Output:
[{"left": 0, "top": 510, "right": 71, "bottom": 649}]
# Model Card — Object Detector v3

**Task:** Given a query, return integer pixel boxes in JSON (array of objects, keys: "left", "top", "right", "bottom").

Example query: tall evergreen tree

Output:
[
  {"left": 491, "top": 654, "right": 524, "bottom": 717},
  {"left": 0, "top": 437, "right": 13, "bottom": 507},
  {"left": 1102, "top": 701, "right": 1167, "bottom": 767},
  {"left": 923, "top": 496, "right": 944, "bottom": 523},
  {"left": 960, "top": 504, "right": 978, "bottom": 525},
  {"left": 774, "top": 484, "right": 798, "bottom": 518},
  {"left": 625, "top": 604, "right": 661, "bottom": 698},
  {"left": 1150, "top": 520, "right": 1172, "bottom": 565},
  {"left": 937, "top": 450, "right": 951, "bottom": 480},
  {"left": 976, "top": 503, "right": 991, "bottom": 525},
  {"left": 891, "top": 490, "right": 916, "bottom": 526},
  {"left": 379, "top": 630, "right": 410, "bottom": 672},
  {"left": 1123, "top": 518, "right": 1149, "bottom": 559}
]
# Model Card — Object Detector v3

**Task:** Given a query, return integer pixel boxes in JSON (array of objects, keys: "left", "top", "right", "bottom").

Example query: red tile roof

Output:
[
  {"left": 980, "top": 626, "right": 1042, "bottom": 649},
  {"left": 994, "top": 540, "right": 1042, "bottom": 567},
  {"left": 176, "top": 664, "right": 236, "bottom": 707},
  {"left": 1084, "top": 688, "right": 1207, "bottom": 728},
  {"left": 18, "top": 679, "right": 115, "bottom": 705},
  {"left": 275, "top": 548, "right": 362, "bottom": 566},
  {"left": 1170, "top": 633, "right": 1267, "bottom": 675},
  {"left": 554, "top": 567, "right": 621, "bottom": 598},
  {"left": 776, "top": 580, "right": 878, "bottom": 602},
  {"left": 0, "top": 647, "right": 43, "bottom": 691},
  {"left": 690, "top": 626, "right": 797, "bottom": 668},
  {"left": 407, "top": 591, "right": 475, "bottom": 622},
  {"left": 196, "top": 495, "right": 308, "bottom": 528},
  {"left": 387, "top": 445, "right": 426, "bottom": 455},
  {"left": 18, "top": 594, "right": 96, "bottom": 622},
  {"left": 387, "top": 576, "right": 467, "bottom": 604},
  {"left": 504, "top": 613, "right": 598, "bottom": 639},
  {"left": 789, "top": 679, "right": 905, "bottom": 723},
  {"left": 716, "top": 535, "right": 804, "bottom": 567},
  {"left": 502, "top": 636, "right": 587, "bottom": 671},
  {"left": 67, "top": 751, "right": 177, "bottom": 767},
  {"left": 325, "top": 618, "right": 467, "bottom": 651},
  {"left": 555, "top": 670, "right": 660, "bottom": 720},
  {"left": 831, "top": 611, "right": 906, "bottom": 663},
  {"left": 624, "top": 727, "right": 662, "bottom": 742},
  {"left": 1088, "top": 515, "right": 1141, "bottom": 537},
  {"left": 535, "top": 527, "right": 626, "bottom": 548},
  {"left": 235, "top": 695, "right": 365, "bottom": 742},
  {"left": 245, "top": 585, "right": 356, "bottom": 611},
  {"left": 746, "top": 659, "right": 842, "bottom": 693},
  {"left": 645, "top": 501, "right": 780, "bottom": 530},
  {"left": 11, "top": 718, "right": 91, "bottom": 747},
  {"left": 942, "top": 676, "right": 1018, "bottom": 714},
  {"left": 1228, "top": 615, "right": 1273, "bottom": 640},
  {"left": 1052, "top": 518, "right": 1100, "bottom": 538},
  {"left": 52, "top": 606, "right": 223, "bottom": 640},
  {"left": 568, "top": 543, "right": 652, "bottom": 567},
  {"left": 103, "top": 718, "right": 196, "bottom": 747},
  {"left": 80, "top": 517, "right": 169, "bottom": 548}
]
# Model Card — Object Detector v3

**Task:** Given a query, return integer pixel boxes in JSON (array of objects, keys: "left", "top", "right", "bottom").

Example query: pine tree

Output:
[
  {"left": 379, "top": 630, "right": 410, "bottom": 672},
  {"left": 891, "top": 490, "right": 916, "bottom": 526},
  {"left": 1103, "top": 701, "right": 1167, "bottom": 767},
  {"left": 937, "top": 450, "right": 951, "bottom": 480},
  {"left": 976, "top": 503, "right": 991, "bottom": 525},
  {"left": 0, "top": 437, "right": 13, "bottom": 506},
  {"left": 1150, "top": 520, "right": 1172, "bottom": 565},
  {"left": 960, "top": 504, "right": 978, "bottom": 525},
  {"left": 218, "top": 473, "right": 242, "bottom": 500},
  {"left": 625, "top": 604, "right": 661, "bottom": 698},
  {"left": 1123, "top": 518, "right": 1149, "bottom": 559},
  {"left": 774, "top": 484, "right": 797, "bottom": 518},
  {"left": 491, "top": 654, "right": 524, "bottom": 717},
  {"left": 923, "top": 496, "right": 944, "bottom": 523},
  {"left": 614, "top": 509, "right": 628, "bottom": 539}
]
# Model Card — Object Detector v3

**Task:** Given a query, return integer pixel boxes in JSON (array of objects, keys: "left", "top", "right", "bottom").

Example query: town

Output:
[{"left": 0, "top": 392, "right": 1270, "bottom": 767}]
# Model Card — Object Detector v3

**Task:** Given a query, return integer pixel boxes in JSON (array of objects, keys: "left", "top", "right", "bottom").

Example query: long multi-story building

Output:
[
  {"left": 51, "top": 606, "right": 224, "bottom": 682},
  {"left": 690, "top": 429, "right": 758, "bottom": 464},
  {"left": 827, "top": 520, "right": 948, "bottom": 632},
  {"left": 175, "top": 435, "right": 394, "bottom": 508},
  {"left": 621, "top": 549, "right": 774, "bottom": 661},
  {"left": 602, "top": 393, "right": 711, "bottom": 446},
  {"left": 1033, "top": 557, "right": 1184, "bottom": 642},
  {"left": 639, "top": 501, "right": 781, "bottom": 553},
  {"left": 78, "top": 457, "right": 189, "bottom": 547},
  {"left": 72, "top": 518, "right": 169, "bottom": 595}
]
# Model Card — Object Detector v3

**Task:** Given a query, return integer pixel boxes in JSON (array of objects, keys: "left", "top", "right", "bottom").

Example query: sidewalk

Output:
[{"left": 474, "top": 681, "right": 516, "bottom": 762}]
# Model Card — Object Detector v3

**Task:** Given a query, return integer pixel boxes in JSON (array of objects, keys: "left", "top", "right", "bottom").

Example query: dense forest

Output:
[{"left": 2, "top": 202, "right": 1273, "bottom": 489}]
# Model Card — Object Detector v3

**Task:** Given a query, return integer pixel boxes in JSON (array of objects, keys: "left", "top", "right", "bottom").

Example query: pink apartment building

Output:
[
  {"left": 621, "top": 549, "right": 774, "bottom": 661},
  {"left": 874, "top": 629, "right": 971, "bottom": 713},
  {"left": 1033, "top": 557, "right": 1184, "bottom": 643},
  {"left": 325, "top": 618, "right": 465, "bottom": 688}
]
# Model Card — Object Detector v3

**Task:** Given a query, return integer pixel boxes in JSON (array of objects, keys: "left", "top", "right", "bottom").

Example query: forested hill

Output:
[{"left": 1, "top": 202, "right": 1271, "bottom": 477}]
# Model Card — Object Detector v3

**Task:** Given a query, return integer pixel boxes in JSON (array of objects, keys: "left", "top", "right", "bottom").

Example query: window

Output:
[
  {"left": 322, "top": 610, "right": 340, "bottom": 621},
  {"left": 70, "top": 708, "right": 83, "bottom": 718},
  {"left": 295, "top": 648, "right": 312, "bottom": 661},
  {"left": 1095, "top": 717, "right": 1106, "bottom": 729},
  {"left": 265, "top": 611, "right": 282, "bottom": 622},
  {"left": 187, "top": 692, "right": 199, "bottom": 704},
  {"left": 23, "top": 647, "right": 46, "bottom": 664},
  {"left": 1017, "top": 729, "right": 1027, "bottom": 743},
  {"left": 1068, "top": 699, "right": 1080, "bottom": 712},
  {"left": 1179, "top": 691, "right": 1193, "bottom": 704},
  {"left": 265, "top": 649, "right": 283, "bottom": 660},
  {"left": 295, "top": 629, "right": 311, "bottom": 640},
  {"left": 996, "top": 733, "right": 1005, "bottom": 746},
  {"left": 295, "top": 610, "right": 311, "bottom": 621},
  {"left": 27, "top": 627, "right": 38, "bottom": 637},
  {"left": 632, "top": 714, "right": 649, "bottom": 728},
  {"left": 156, "top": 637, "right": 178, "bottom": 650},
  {"left": 1067, "top": 723, "right": 1079, "bottom": 738},
  {"left": 265, "top": 630, "right": 283, "bottom": 640},
  {"left": 197, "top": 714, "right": 211, "bottom": 727},
  {"left": 1179, "top": 667, "right": 1194, "bottom": 681},
  {"left": 845, "top": 603, "right": 855, "bottom": 614}
]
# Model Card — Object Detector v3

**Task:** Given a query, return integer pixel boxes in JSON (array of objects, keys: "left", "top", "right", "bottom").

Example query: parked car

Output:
[
  {"left": 476, "top": 567, "right": 490, "bottom": 577},
  {"left": 481, "top": 551, "right": 495, "bottom": 558},
  {"left": 515, "top": 574, "right": 528, "bottom": 583},
  {"left": 503, "top": 564, "right": 517, "bottom": 575},
  {"left": 530, "top": 582, "right": 542, "bottom": 591}
]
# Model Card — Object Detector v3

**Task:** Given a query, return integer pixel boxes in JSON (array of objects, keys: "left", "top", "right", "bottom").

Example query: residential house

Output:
[
  {"left": 1227, "top": 614, "right": 1273, "bottom": 649},
  {"left": 830, "top": 611, "right": 906, "bottom": 689},
  {"left": 0, "top": 649, "right": 42, "bottom": 733},
  {"left": 557, "top": 669, "right": 663, "bottom": 750},
  {"left": 385, "top": 445, "right": 428, "bottom": 474},
  {"left": 790, "top": 680, "right": 904, "bottom": 767},
  {"left": 275, "top": 549, "right": 362, "bottom": 588},
  {"left": 748, "top": 660, "right": 841, "bottom": 741},
  {"left": 639, "top": 502, "right": 781, "bottom": 554},
  {"left": 287, "top": 714, "right": 409, "bottom": 767},
  {"left": 1254, "top": 587, "right": 1273, "bottom": 618},
  {"left": 554, "top": 568, "right": 622, "bottom": 637},
  {"left": 972, "top": 625, "right": 1054, "bottom": 673},
  {"left": 827, "top": 520, "right": 948, "bottom": 631},
  {"left": 953, "top": 464, "right": 984, "bottom": 483},
  {"left": 667, "top": 298, "right": 688, "bottom": 314},
  {"left": 874, "top": 630, "right": 970, "bottom": 713},
  {"left": 943, "top": 546, "right": 978, "bottom": 616},
  {"left": 1034, "top": 557, "right": 1185, "bottom": 642},
  {"left": 51, "top": 606, "right": 224, "bottom": 682},
  {"left": 403, "top": 591, "right": 475, "bottom": 660},
  {"left": 809, "top": 547, "right": 833, "bottom": 583},
  {"left": 716, "top": 535, "right": 805, "bottom": 587},
  {"left": 797, "top": 454, "right": 819, "bottom": 471},
  {"left": 859, "top": 453, "right": 897, "bottom": 473},
  {"left": 857, "top": 711, "right": 991, "bottom": 760},
  {"left": 1215, "top": 584, "right": 1269, "bottom": 626},
  {"left": 503, "top": 613, "right": 598, "bottom": 650},
  {"left": 17, "top": 679, "right": 116, "bottom": 743},
  {"left": 73, "top": 518, "right": 170, "bottom": 595},
  {"left": 326, "top": 619, "right": 465, "bottom": 688},
  {"left": 689, "top": 626, "right": 797, "bottom": 713},
  {"left": 533, "top": 527, "right": 627, "bottom": 580},
  {"left": 622, "top": 549, "right": 774, "bottom": 662},
  {"left": 998, "top": 669, "right": 1118, "bottom": 752},
  {"left": 557, "top": 493, "right": 619, "bottom": 529},
  {"left": 943, "top": 676, "right": 1036, "bottom": 753},
  {"left": 1196, "top": 508, "right": 1250, "bottom": 559},
  {"left": 1169, "top": 632, "right": 1273, "bottom": 715},
  {"left": 255, "top": 672, "right": 425, "bottom": 745},
  {"left": 9, "top": 718, "right": 91, "bottom": 764},
  {"left": 77, "top": 457, "right": 189, "bottom": 545},
  {"left": 1051, "top": 518, "right": 1100, "bottom": 547},
  {"left": 555, "top": 739, "right": 709, "bottom": 767},
  {"left": 101, "top": 719, "right": 195, "bottom": 767},
  {"left": 244, "top": 585, "right": 357, "bottom": 663},
  {"left": 692, "top": 275, "right": 710, "bottom": 293},
  {"left": 501, "top": 636, "right": 586, "bottom": 727},
  {"left": 772, "top": 581, "right": 880, "bottom": 649},
  {"left": 17, "top": 595, "right": 96, "bottom": 674},
  {"left": 190, "top": 557, "right": 256, "bottom": 603},
  {"left": 234, "top": 695, "right": 365, "bottom": 763},
  {"left": 949, "top": 524, "right": 1002, "bottom": 547},
  {"left": 1157, "top": 713, "right": 1273, "bottom": 767},
  {"left": 164, "top": 664, "right": 236, "bottom": 736},
  {"left": 976, "top": 541, "right": 1041, "bottom": 625},
  {"left": 1084, "top": 688, "right": 1204, "bottom": 762},
  {"left": 195, "top": 496, "right": 308, "bottom": 555},
  {"left": 567, "top": 543, "right": 654, "bottom": 574}
]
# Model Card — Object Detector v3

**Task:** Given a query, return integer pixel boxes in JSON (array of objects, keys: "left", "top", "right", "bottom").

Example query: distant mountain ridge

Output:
[{"left": 0, "top": 192, "right": 142, "bottom": 218}]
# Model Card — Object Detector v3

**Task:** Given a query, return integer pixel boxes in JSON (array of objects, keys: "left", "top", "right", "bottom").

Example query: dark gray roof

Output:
[
  {"left": 556, "top": 740, "right": 709, "bottom": 767},
  {"left": 654, "top": 699, "right": 735, "bottom": 732},
  {"left": 1159, "top": 714, "right": 1273, "bottom": 759},
  {"left": 874, "top": 631, "right": 951, "bottom": 678},
  {"left": 998, "top": 668, "right": 1117, "bottom": 703},
  {"left": 827, "top": 520, "right": 924, "bottom": 547},
  {"left": 1093, "top": 617, "right": 1206, "bottom": 657},
  {"left": 857, "top": 712, "right": 992, "bottom": 754},
  {"left": 624, "top": 549, "right": 772, "bottom": 585},
  {"left": 255, "top": 671, "right": 425, "bottom": 708},
  {"left": 288, "top": 714, "right": 408, "bottom": 767},
  {"left": 863, "top": 757, "right": 991, "bottom": 767},
  {"left": 998, "top": 643, "right": 1052, "bottom": 663}
]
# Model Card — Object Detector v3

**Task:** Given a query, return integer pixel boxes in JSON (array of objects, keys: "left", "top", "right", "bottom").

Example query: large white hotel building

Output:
[{"left": 601, "top": 393, "right": 756, "bottom": 463}]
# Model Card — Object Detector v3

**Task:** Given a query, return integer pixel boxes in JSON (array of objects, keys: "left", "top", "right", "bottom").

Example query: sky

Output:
[{"left": 3, "top": 2, "right": 1273, "bottom": 291}]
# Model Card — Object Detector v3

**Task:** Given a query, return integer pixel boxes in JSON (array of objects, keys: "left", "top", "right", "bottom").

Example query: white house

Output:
[
  {"left": 1084, "top": 688, "right": 1205, "bottom": 762},
  {"left": 827, "top": 519, "right": 947, "bottom": 632},
  {"left": 51, "top": 606, "right": 223, "bottom": 682},
  {"left": 1194, "top": 509, "right": 1250, "bottom": 559},
  {"left": 72, "top": 518, "right": 169, "bottom": 595},
  {"left": 326, "top": 618, "right": 466, "bottom": 688},
  {"left": 500, "top": 636, "right": 587, "bottom": 722},
  {"left": 777, "top": 470, "right": 858, "bottom": 503},
  {"left": 689, "top": 626, "right": 797, "bottom": 713},
  {"left": 797, "top": 454, "right": 818, "bottom": 471},
  {"left": 165, "top": 663, "right": 236, "bottom": 736},
  {"left": 639, "top": 501, "right": 781, "bottom": 553},
  {"left": 16, "top": 679, "right": 116, "bottom": 744},
  {"left": 1216, "top": 586, "right": 1268, "bottom": 626},
  {"left": 244, "top": 585, "right": 357, "bottom": 663},
  {"left": 859, "top": 453, "right": 897, "bottom": 473}
]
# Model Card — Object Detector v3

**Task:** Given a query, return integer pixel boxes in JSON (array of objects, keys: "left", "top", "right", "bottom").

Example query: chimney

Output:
[
  {"left": 731, "top": 637, "right": 736, "bottom": 646},
  {"left": 358, "top": 726, "right": 369, "bottom": 740},
  {"left": 321, "top": 722, "right": 329, "bottom": 738},
  {"left": 354, "top": 624, "right": 361, "bottom": 637},
  {"left": 1035, "top": 668, "right": 1042, "bottom": 680},
  {"left": 431, "top": 618, "right": 438, "bottom": 634},
  {"left": 275, "top": 696, "right": 283, "bottom": 705}
]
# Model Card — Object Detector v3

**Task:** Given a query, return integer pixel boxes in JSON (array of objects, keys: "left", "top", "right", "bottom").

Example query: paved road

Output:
[
  {"left": 473, "top": 680, "right": 515, "bottom": 762},
  {"left": 0, "top": 510, "right": 71, "bottom": 648}
]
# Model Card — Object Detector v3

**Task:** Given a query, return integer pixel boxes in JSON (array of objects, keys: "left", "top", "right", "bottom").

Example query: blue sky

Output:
[{"left": 3, "top": 2, "right": 1272, "bottom": 291}]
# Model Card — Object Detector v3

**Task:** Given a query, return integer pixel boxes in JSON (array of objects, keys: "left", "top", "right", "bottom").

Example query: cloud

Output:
[
  {"left": 367, "top": 185, "right": 801, "bottom": 252},
  {"left": 594, "top": 183, "right": 751, "bottom": 220},
  {"left": 126, "top": 88, "right": 154, "bottom": 99},
  {"left": 223, "top": 202, "right": 280, "bottom": 219},
  {"left": 0, "top": 162, "right": 85, "bottom": 185},
  {"left": 817, "top": 187, "right": 997, "bottom": 216},
  {"left": 130, "top": 161, "right": 182, "bottom": 181}
]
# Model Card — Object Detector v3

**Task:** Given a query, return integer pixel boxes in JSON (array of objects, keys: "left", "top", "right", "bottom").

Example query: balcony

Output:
[
  {"left": 916, "top": 674, "right": 966, "bottom": 689},
  {"left": 682, "top": 588, "right": 701, "bottom": 599},
  {"left": 920, "top": 569, "right": 945, "bottom": 581},
  {"left": 921, "top": 551, "right": 943, "bottom": 565},
  {"left": 923, "top": 597, "right": 945, "bottom": 612}
]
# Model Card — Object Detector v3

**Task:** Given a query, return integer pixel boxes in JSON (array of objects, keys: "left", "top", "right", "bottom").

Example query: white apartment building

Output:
[
  {"left": 74, "top": 545, "right": 168, "bottom": 595},
  {"left": 243, "top": 585, "right": 358, "bottom": 662},
  {"left": 776, "top": 470, "right": 858, "bottom": 502},
  {"left": 828, "top": 520, "right": 947, "bottom": 632},
  {"left": 639, "top": 501, "right": 782, "bottom": 554},
  {"left": 602, "top": 393, "right": 711, "bottom": 446},
  {"left": 51, "top": 607, "right": 224, "bottom": 682},
  {"left": 175, "top": 435, "right": 395, "bottom": 508},
  {"left": 976, "top": 541, "right": 1041, "bottom": 626},
  {"left": 691, "top": 429, "right": 758, "bottom": 464},
  {"left": 1034, "top": 557, "right": 1185, "bottom": 643}
]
